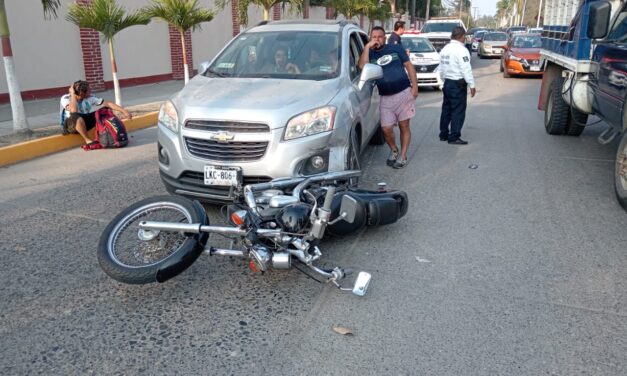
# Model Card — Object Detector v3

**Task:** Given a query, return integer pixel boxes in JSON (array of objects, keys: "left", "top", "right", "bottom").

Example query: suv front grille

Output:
[
  {"left": 429, "top": 38, "right": 449, "bottom": 51},
  {"left": 185, "top": 120, "right": 270, "bottom": 133},
  {"left": 185, "top": 137, "right": 268, "bottom": 161}
]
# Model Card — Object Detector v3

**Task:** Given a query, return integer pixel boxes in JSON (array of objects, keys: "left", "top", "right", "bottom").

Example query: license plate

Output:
[
  {"left": 204, "top": 165, "right": 241, "bottom": 186},
  {"left": 493, "top": 49, "right": 502, "bottom": 54},
  {"left": 530, "top": 66, "right": 541, "bottom": 72}
]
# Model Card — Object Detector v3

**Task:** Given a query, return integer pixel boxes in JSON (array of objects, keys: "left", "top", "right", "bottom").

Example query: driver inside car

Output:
[{"left": 262, "top": 46, "right": 300, "bottom": 74}]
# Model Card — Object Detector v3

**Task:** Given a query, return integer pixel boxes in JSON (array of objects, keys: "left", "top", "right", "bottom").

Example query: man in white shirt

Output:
[{"left": 438, "top": 27, "right": 476, "bottom": 144}]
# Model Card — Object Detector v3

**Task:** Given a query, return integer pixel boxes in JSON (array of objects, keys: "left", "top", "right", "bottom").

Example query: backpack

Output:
[{"left": 94, "top": 107, "right": 128, "bottom": 148}]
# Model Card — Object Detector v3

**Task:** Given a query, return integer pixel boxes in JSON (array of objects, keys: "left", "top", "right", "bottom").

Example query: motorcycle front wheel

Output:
[{"left": 97, "top": 195, "right": 208, "bottom": 284}]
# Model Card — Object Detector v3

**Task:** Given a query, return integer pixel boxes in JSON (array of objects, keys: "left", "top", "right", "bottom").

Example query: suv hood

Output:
[{"left": 172, "top": 76, "right": 341, "bottom": 129}]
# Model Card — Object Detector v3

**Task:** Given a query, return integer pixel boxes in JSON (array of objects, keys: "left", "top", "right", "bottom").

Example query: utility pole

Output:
[
  {"left": 520, "top": 0, "right": 528, "bottom": 26},
  {"left": 411, "top": 0, "right": 415, "bottom": 28},
  {"left": 466, "top": 0, "right": 471, "bottom": 26},
  {"left": 536, "top": 0, "right": 543, "bottom": 28},
  {"left": 473, "top": 6, "right": 478, "bottom": 24},
  {"left": 425, "top": 0, "right": 430, "bottom": 20},
  {"left": 459, "top": 0, "right": 463, "bottom": 20}
]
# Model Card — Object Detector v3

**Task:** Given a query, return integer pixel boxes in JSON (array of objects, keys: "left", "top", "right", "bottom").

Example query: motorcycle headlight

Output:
[
  {"left": 284, "top": 106, "right": 336, "bottom": 141},
  {"left": 159, "top": 101, "right": 179, "bottom": 133}
]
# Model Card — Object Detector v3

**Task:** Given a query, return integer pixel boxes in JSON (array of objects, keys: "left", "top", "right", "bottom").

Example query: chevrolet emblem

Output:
[{"left": 210, "top": 131, "right": 235, "bottom": 143}]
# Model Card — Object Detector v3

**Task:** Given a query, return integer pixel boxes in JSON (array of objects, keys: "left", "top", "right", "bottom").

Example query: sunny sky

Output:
[{"left": 471, "top": 0, "right": 498, "bottom": 17}]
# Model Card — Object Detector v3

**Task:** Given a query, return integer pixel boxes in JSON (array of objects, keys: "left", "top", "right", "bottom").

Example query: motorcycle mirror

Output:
[
  {"left": 352, "top": 271, "right": 371, "bottom": 296},
  {"left": 339, "top": 195, "right": 358, "bottom": 223}
]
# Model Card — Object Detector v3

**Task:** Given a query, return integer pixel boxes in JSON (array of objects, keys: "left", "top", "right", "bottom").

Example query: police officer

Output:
[
  {"left": 387, "top": 21, "right": 405, "bottom": 47},
  {"left": 438, "top": 26, "right": 476, "bottom": 145}
]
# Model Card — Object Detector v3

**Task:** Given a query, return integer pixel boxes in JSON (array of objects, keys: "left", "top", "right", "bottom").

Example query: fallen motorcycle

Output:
[{"left": 97, "top": 170, "right": 408, "bottom": 296}]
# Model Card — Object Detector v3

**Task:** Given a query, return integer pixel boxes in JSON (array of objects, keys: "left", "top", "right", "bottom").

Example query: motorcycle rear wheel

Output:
[{"left": 97, "top": 195, "right": 208, "bottom": 284}]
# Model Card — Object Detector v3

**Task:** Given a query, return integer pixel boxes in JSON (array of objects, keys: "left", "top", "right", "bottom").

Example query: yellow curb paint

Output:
[{"left": 0, "top": 112, "right": 158, "bottom": 167}]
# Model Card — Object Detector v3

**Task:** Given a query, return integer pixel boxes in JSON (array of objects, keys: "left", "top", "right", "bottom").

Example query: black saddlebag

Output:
[{"left": 326, "top": 189, "right": 409, "bottom": 236}]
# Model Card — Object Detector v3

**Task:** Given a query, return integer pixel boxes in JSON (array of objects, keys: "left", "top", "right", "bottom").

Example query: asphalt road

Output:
[{"left": 1, "top": 55, "right": 626, "bottom": 375}]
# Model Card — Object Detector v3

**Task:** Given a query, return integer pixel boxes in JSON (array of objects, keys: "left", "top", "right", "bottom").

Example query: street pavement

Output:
[
  {"left": 0, "top": 56, "right": 626, "bottom": 375},
  {"left": 0, "top": 80, "right": 184, "bottom": 136}
]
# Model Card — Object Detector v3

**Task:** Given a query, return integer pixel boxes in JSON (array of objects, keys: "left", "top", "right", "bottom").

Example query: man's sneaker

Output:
[
  {"left": 393, "top": 158, "right": 407, "bottom": 169},
  {"left": 386, "top": 148, "right": 399, "bottom": 166}
]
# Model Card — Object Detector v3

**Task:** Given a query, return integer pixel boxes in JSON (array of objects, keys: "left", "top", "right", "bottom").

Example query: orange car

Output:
[{"left": 500, "top": 33, "right": 543, "bottom": 78}]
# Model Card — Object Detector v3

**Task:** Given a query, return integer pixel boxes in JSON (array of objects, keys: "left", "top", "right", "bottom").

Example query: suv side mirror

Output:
[
  {"left": 358, "top": 63, "right": 383, "bottom": 91},
  {"left": 588, "top": 1, "right": 611, "bottom": 39}
]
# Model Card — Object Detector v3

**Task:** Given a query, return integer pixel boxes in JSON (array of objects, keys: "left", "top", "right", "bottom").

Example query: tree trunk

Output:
[
  {"left": 263, "top": 6, "right": 270, "bottom": 20},
  {"left": 0, "top": 0, "right": 29, "bottom": 133},
  {"left": 180, "top": 31, "right": 189, "bottom": 84},
  {"left": 108, "top": 40, "right": 121, "bottom": 106}
]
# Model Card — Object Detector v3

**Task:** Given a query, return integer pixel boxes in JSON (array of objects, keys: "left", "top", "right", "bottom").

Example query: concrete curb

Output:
[{"left": 0, "top": 112, "right": 158, "bottom": 167}]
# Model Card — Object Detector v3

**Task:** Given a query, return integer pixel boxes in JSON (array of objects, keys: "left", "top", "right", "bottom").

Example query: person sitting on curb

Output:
[{"left": 60, "top": 80, "right": 132, "bottom": 150}]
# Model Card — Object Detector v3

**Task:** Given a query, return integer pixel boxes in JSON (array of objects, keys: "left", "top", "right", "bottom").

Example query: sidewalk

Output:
[
  {"left": 0, "top": 80, "right": 184, "bottom": 166},
  {"left": 0, "top": 80, "right": 184, "bottom": 137}
]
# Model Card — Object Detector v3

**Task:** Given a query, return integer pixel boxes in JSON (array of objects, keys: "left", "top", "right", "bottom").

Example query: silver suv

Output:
[{"left": 157, "top": 20, "right": 384, "bottom": 202}]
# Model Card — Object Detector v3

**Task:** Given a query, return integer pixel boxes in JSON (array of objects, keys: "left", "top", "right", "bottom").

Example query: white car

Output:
[{"left": 401, "top": 35, "right": 443, "bottom": 90}]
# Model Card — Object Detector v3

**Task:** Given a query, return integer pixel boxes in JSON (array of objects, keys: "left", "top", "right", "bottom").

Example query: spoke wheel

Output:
[{"left": 98, "top": 196, "right": 207, "bottom": 284}]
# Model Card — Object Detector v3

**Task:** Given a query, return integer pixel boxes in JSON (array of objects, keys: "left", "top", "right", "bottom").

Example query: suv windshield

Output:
[
  {"left": 512, "top": 35, "right": 542, "bottom": 48},
  {"left": 484, "top": 32, "right": 508, "bottom": 41},
  {"left": 207, "top": 31, "right": 340, "bottom": 80},
  {"left": 422, "top": 22, "right": 460, "bottom": 33},
  {"left": 401, "top": 37, "right": 435, "bottom": 53}
]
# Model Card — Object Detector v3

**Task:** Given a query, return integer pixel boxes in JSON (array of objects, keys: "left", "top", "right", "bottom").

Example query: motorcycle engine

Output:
[{"left": 275, "top": 203, "right": 311, "bottom": 233}]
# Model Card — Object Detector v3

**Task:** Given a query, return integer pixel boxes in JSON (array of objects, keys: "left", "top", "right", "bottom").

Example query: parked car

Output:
[
  {"left": 506, "top": 26, "right": 528, "bottom": 35},
  {"left": 471, "top": 30, "right": 488, "bottom": 51},
  {"left": 478, "top": 32, "right": 509, "bottom": 58},
  {"left": 157, "top": 20, "right": 384, "bottom": 202},
  {"left": 465, "top": 27, "right": 487, "bottom": 50},
  {"left": 401, "top": 35, "right": 443, "bottom": 90},
  {"left": 501, "top": 33, "right": 543, "bottom": 77}
]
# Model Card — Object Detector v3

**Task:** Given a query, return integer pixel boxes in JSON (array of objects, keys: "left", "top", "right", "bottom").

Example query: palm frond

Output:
[
  {"left": 146, "top": 0, "right": 214, "bottom": 33},
  {"left": 42, "top": 0, "right": 61, "bottom": 20},
  {"left": 66, "top": 0, "right": 151, "bottom": 42}
]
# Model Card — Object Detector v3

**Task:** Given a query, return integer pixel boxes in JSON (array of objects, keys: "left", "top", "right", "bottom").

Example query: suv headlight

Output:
[
  {"left": 284, "top": 106, "right": 336, "bottom": 141},
  {"left": 159, "top": 101, "right": 179, "bottom": 133}
]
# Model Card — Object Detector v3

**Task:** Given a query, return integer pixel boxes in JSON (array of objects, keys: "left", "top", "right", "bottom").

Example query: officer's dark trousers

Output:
[{"left": 439, "top": 79, "right": 468, "bottom": 141}]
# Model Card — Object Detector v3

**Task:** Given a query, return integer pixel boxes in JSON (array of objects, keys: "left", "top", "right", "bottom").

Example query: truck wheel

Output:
[
  {"left": 544, "top": 77, "right": 569, "bottom": 135},
  {"left": 565, "top": 108, "right": 588, "bottom": 136},
  {"left": 615, "top": 133, "right": 627, "bottom": 210}
]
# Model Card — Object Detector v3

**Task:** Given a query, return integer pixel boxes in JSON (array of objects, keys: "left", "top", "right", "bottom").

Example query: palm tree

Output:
[
  {"left": 325, "top": 0, "right": 374, "bottom": 20},
  {"left": 217, "top": 0, "right": 303, "bottom": 25},
  {"left": 67, "top": 0, "right": 151, "bottom": 106},
  {"left": 364, "top": 0, "right": 390, "bottom": 28},
  {"left": 0, "top": 0, "right": 60, "bottom": 133},
  {"left": 145, "top": 0, "right": 214, "bottom": 84}
]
